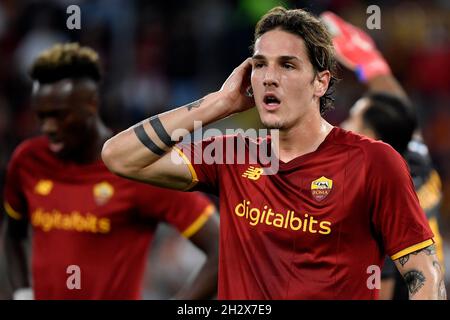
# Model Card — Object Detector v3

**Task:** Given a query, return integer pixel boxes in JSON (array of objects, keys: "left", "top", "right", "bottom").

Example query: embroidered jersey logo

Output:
[
  {"left": 311, "top": 176, "right": 333, "bottom": 202},
  {"left": 34, "top": 180, "right": 53, "bottom": 196},
  {"left": 242, "top": 166, "right": 264, "bottom": 181},
  {"left": 93, "top": 182, "right": 114, "bottom": 205}
]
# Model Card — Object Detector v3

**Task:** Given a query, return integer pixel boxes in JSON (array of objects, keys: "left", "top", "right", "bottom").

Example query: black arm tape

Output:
[
  {"left": 149, "top": 116, "right": 175, "bottom": 147},
  {"left": 133, "top": 124, "right": 165, "bottom": 156}
]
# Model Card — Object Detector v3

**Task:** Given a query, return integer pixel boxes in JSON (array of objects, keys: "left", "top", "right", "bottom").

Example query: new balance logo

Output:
[
  {"left": 242, "top": 166, "right": 264, "bottom": 181},
  {"left": 34, "top": 180, "right": 53, "bottom": 196}
]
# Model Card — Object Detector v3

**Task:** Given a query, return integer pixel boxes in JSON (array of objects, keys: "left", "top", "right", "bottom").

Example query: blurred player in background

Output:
[
  {"left": 321, "top": 12, "right": 446, "bottom": 299},
  {"left": 2, "top": 43, "right": 219, "bottom": 300},
  {"left": 102, "top": 7, "right": 445, "bottom": 299}
]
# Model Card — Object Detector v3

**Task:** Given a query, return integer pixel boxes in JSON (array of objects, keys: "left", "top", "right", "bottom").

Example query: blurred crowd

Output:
[{"left": 0, "top": 0, "right": 449, "bottom": 299}]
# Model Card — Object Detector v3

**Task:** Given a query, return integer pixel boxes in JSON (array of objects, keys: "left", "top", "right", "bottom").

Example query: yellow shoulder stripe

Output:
[
  {"left": 4, "top": 202, "right": 23, "bottom": 220},
  {"left": 391, "top": 239, "right": 434, "bottom": 260},
  {"left": 181, "top": 204, "right": 215, "bottom": 238},
  {"left": 172, "top": 146, "right": 199, "bottom": 191}
]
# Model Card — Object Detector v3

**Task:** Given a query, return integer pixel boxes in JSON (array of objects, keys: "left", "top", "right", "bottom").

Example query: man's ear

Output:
[{"left": 314, "top": 70, "right": 331, "bottom": 98}]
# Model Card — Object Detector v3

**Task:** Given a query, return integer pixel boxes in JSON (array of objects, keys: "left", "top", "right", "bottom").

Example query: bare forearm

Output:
[
  {"left": 395, "top": 244, "right": 447, "bottom": 300},
  {"left": 103, "top": 58, "right": 253, "bottom": 186},
  {"left": 174, "top": 254, "right": 218, "bottom": 300},
  {"left": 102, "top": 92, "right": 229, "bottom": 175},
  {"left": 4, "top": 238, "right": 30, "bottom": 291},
  {"left": 175, "top": 214, "right": 220, "bottom": 299},
  {"left": 405, "top": 267, "right": 445, "bottom": 300}
]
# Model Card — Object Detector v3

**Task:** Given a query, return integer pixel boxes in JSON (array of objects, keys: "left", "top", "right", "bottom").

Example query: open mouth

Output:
[
  {"left": 49, "top": 140, "right": 64, "bottom": 153},
  {"left": 263, "top": 93, "right": 281, "bottom": 109}
]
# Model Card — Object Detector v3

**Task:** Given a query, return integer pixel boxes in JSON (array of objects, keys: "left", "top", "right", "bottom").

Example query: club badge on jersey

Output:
[{"left": 311, "top": 176, "right": 333, "bottom": 202}]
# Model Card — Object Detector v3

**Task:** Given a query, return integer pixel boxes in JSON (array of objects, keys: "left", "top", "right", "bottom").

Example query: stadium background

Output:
[{"left": 0, "top": 0, "right": 449, "bottom": 299}]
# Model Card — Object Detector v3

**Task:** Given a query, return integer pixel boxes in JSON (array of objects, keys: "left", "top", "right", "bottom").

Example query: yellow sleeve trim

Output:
[
  {"left": 4, "top": 202, "right": 23, "bottom": 220},
  {"left": 172, "top": 146, "right": 199, "bottom": 191},
  {"left": 181, "top": 204, "right": 215, "bottom": 238},
  {"left": 391, "top": 239, "right": 434, "bottom": 260}
]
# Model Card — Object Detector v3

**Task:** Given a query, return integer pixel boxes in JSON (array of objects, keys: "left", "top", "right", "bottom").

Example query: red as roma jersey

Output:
[
  {"left": 176, "top": 127, "right": 433, "bottom": 299},
  {"left": 4, "top": 136, "right": 214, "bottom": 299}
]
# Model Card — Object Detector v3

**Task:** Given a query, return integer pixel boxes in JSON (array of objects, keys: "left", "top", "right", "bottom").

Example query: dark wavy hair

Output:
[
  {"left": 30, "top": 43, "right": 101, "bottom": 84},
  {"left": 253, "top": 7, "right": 337, "bottom": 115}
]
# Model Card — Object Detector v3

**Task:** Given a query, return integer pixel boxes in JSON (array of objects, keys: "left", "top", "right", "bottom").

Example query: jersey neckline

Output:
[{"left": 275, "top": 126, "right": 339, "bottom": 172}]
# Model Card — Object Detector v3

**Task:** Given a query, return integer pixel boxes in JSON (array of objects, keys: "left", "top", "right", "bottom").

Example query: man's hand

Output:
[
  {"left": 320, "top": 11, "right": 391, "bottom": 82},
  {"left": 216, "top": 58, "right": 255, "bottom": 114}
]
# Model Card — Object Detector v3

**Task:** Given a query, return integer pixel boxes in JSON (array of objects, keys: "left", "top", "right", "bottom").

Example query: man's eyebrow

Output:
[
  {"left": 278, "top": 55, "right": 300, "bottom": 61},
  {"left": 252, "top": 55, "right": 266, "bottom": 60},
  {"left": 252, "top": 55, "right": 300, "bottom": 61}
]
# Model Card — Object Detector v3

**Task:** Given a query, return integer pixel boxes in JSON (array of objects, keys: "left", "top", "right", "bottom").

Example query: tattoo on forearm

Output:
[
  {"left": 397, "top": 244, "right": 436, "bottom": 267},
  {"left": 423, "top": 244, "right": 436, "bottom": 256},
  {"left": 186, "top": 98, "right": 204, "bottom": 111},
  {"left": 397, "top": 245, "right": 442, "bottom": 299},
  {"left": 438, "top": 280, "right": 447, "bottom": 300},
  {"left": 149, "top": 116, "right": 175, "bottom": 148},
  {"left": 404, "top": 270, "right": 426, "bottom": 295},
  {"left": 399, "top": 255, "right": 409, "bottom": 267},
  {"left": 133, "top": 123, "right": 165, "bottom": 156},
  {"left": 433, "top": 260, "right": 442, "bottom": 272},
  {"left": 432, "top": 260, "right": 447, "bottom": 300}
]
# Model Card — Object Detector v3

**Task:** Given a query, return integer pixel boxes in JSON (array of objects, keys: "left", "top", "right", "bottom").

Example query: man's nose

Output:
[
  {"left": 41, "top": 117, "right": 59, "bottom": 136},
  {"left": 263, "top": 66, "right": 280, "bottom": 87}
]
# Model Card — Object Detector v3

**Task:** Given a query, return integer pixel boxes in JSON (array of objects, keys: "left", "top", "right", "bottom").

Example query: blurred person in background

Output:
[
  {"left": 322, "top": 12, "right": 446, "bottom": 299},
  {"left": 2, "top": 43, "right": 219, "bottom": 300}
]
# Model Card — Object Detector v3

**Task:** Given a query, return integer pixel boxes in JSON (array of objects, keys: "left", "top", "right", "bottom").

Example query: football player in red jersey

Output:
[
  {"left": 321, "top": 11, "right": 446, "bottom": 300},
  {"left": 3, "top": 43, "right": 219, "bottom": 300},
  {"left": 102, "top": 7, "right": 445, "bottom": 299}
]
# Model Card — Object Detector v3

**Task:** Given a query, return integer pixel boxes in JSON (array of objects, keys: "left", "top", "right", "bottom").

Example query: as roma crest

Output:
[{"left": 311, "top": 176, "right": 333, "bottom": 202}]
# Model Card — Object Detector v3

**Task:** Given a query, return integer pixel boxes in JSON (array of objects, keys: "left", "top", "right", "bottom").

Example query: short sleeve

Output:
[
  {"left": 133, "top": 182, "right": 215, "bottom": 238},
  {"left": 174, "top": 136, "right": 226, "bottom": 195},
  {"left": 367, "top": 142, "right": 434, "bottom": 260},
  {"left": 3, "top": 146, "right": 27, "bottom": 221}
]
